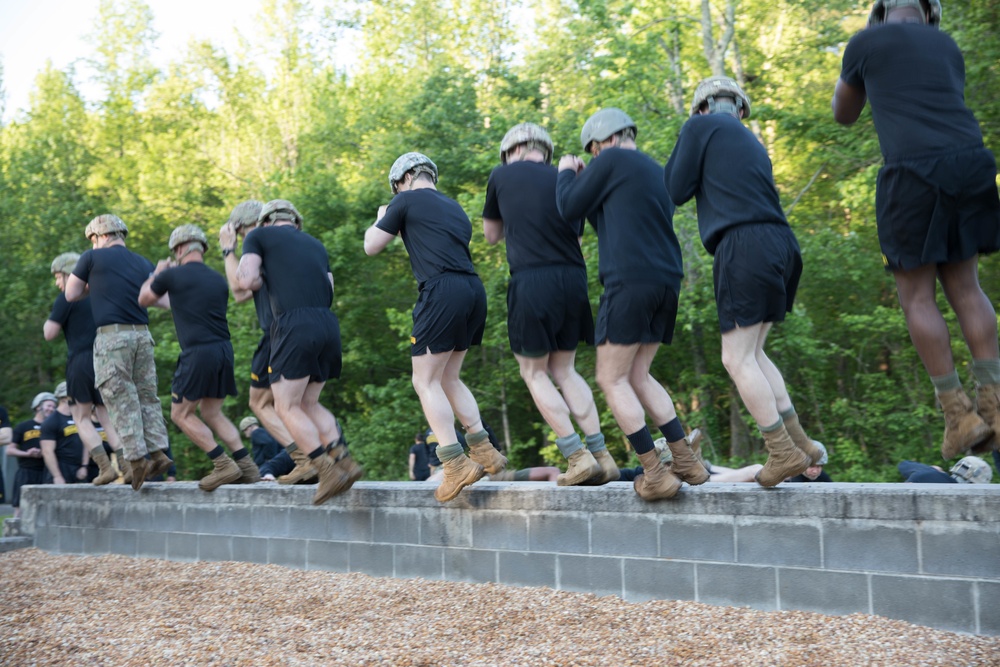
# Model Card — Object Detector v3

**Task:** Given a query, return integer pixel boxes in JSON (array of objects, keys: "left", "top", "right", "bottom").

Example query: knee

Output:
[
  {"left": 548, "top": 364, "right": 573, "bottom": 387},
  {"left": 595, "top": 367, "right": 621, "bottom": 394}
]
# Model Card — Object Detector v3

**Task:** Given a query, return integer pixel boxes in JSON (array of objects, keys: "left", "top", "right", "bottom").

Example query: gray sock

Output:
[
  {"left": 760, "top": 418, "right": 783, "bottom": 434},
  {"left": 972, "top": 359, "right": 1000, "bottom": 386},
  {"left": 931, "top": 370, "right": 961, "bottom": 394},
  {"left": 555, "top": 433, "right": 583, "bottom": 458},
  {"left": 436, "top": 443, "right": 464, "bottom": 462},
  {"left": 584, "top": 432, "right": 607, "bottom": 453}
]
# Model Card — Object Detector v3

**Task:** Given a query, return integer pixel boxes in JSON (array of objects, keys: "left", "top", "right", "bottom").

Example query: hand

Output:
[
  {"left": 27, "top": 447, "right": 41, "bottom": 458},
  {"left": 53, "top": 476, "right": 66, "bottom": 485},
  {"left": 558, "top": 155, "right": 585, "bottom": 173},
  {"left": 219, "top": 222, "right": 238, "bottom": 251},
  {"left": 376, "top": 205, "right": 388, "bottom": 222},
  {"left": 76, "top": 466, "right": 88, "bottom": 481},
  {"left": 155, "top": 259, "right": 173, "bottom": 274}
]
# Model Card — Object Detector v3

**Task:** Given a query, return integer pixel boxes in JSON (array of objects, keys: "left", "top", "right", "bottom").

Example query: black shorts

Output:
[
  {"left": 67, "top": 351, "right": 103, "bottom": 405},
  {"left": 171, "top": 341, "right": 238, "bottom": 402},
  {"left": 713, "top": 223, "right": 801, "bottom": 333},
  {"left": 411, "top": 273, "right": 487, "bottom": 356},
  {"left": 11, "top": 467, "right": 46, "bottom": 508},
  {"left": 876, "top": 147, "right": 1000, "bottom": 271},
  {"left": 269, "top": 308, "right": 342, "bottom": 383},
  {"left": 595, "top": 281, "right": 678, "bottom": 345},
  {"left": 507, "top": 266, "right": 594, "bottom": 357},
  {"left": 250, "top": 335, "right": 271, "bottom": 389}
]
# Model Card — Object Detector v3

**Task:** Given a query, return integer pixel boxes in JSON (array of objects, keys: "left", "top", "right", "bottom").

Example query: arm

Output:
[
  {"left": 43, "top": 320, "right": 63, "bottom": 341},
  {"left": 40, "top": 439, "right": 65, "bottom": 484},
  {"left": 483, "top": 218, "right": 505, "bottom": 245},
  {"left": 0, "top": 427, "right": 10, "bottom": 448},
  {"left": 409, "top": 452, "right": 417, "bottom": 480},
  {"left": 663, "top": 125, "right": 703, "bottom": 207},
  {"left": 832, "top": 78, "right": 867, "bottom": 125},
  {"left": 138, "top": 260, "right": 173, "bottom": 309},
  {"left": 236, "top": 253, "right": 264, "bottom": 292},
  {"left": 365, "top": 205, "right": 397, "bottom": 256},
  {"left": 64, "top": 274, "right": 89, "bottom": 302},
  {"left": 220, "top": 222, "right": 255, "bottom": 303},
  {"left": 554, "top": 155, "right": 599, "bottom": 221}
]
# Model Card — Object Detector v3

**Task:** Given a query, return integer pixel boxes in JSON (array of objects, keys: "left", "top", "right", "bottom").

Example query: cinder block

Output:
[
  {"left": 823, "top": 520, "right": 918, "bottom": 574},
  {"left": 471, "top": 511, "right": 527, "bottom": 551},
  {"left": 183, "top": 506, "right": 219, "bottom": 534},
  {"left": 59, "top": 527, "right": 84, "bottom": 554},
  {"left": 498, "top": 552, "right": 556, "bottom": 589},
  {"left": 34, "top": 526, "right": 59, "bottom": 553},
  {"left": 421, "top": 511, "right": 472, "bottom": 548},
  {"left": 349, "top": 542, "right": 394, "bottom": 577},
  {"left": 166, "top": 532, "right": 199, "bottom": 562},
  {"left": 327, "top": 509, "right": 373, "bottom": 543},
  {"left": 660, "top": 516, "right": 735, "bottom": 562},
  {"left": 591, "top": 513, "right": 658, "bottom": 558},
  {"left": 697, "top": 563, "right": 778, "bottom": 611},
  {"left": 216, "top": 506, "right": 253, "bottom": 537},
  {"left": 871, "top": 575, "right": 976, "bottom": 634},
  {"left": 151, "top": 503, "right": 186, "bottom": 533},
  {"left": 109, "top": 530, "right": 137, "bottom": 557},
  {"left": 395, "top": 545, "right": 444, "bottom": 581},
  {"left": 82, "top": 527, "right": 110, "bottom": 555},
  {"left": 921, "top": 522, "right": 1000, "bottom": 578},
  {"left": 267, "top": 538, "right": 308, "bottom": 569},
  {"left": 136, "top": 530, "right": 167, "bottom": 559},
  {"left": 198, "top": 534, "right": 233, "bottom": 562},
  {"left": 121, "top": 503, "right": 157, "bottom": 531},
  {"left": 623, "top": 558, "right": 696, "bottom": 603},
  {"left": 286, "top": 507, "right": 334, "bottom": 540},
  {"left": 444, "top": 549, "right": 497, "bottom": 584},
  {"left": 558, "top": 555, "right": 622, "bottom": 597},
  {"left": 251, "top": 506, "right": 293, "bottom": 538},
  {"left": 529, "top": 512, "right": 589, "bottom": 554},
  {"left": 778, "top": 568, "right": 870, "bottom": 616},
  {"left": 978, "top": 580, "right": 1000, "bottom": 636},
  {"left": 373, "top": 508, "right": 421, "bottom": 545},
  {"left": 231, "top": 536, "right": 268, "bottom": 565},
  {"left": 306, "top": 540, "right": 350, "bottom": 572},
  {"left": 736, "top": 519, "right": 820, "bottom": 567}
]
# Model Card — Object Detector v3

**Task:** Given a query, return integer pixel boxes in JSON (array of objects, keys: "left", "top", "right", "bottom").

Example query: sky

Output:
[{"left": 0, "top": 0, "right": 263, "bottom": 121}]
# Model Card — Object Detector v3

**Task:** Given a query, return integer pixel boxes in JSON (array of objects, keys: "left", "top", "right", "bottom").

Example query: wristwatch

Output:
[{"left": 222, "top": 247, "right": 235, "bottom": 258}]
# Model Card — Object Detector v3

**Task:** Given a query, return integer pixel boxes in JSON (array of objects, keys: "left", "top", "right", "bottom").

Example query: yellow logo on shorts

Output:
[
  {"left": 881, "top": 253, "right": 889, "bottom": 266},
  {"left": 251, "top": 372, "right": 259, "bottom": 381},
  {"left": 268, "top": 366, "right": 273, "bottom": 373},
  {"left": 410, "top": 336, "right": 416, "bottom": 344}
]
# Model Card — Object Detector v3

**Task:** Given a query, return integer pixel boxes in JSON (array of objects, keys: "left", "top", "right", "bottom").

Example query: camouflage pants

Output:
[{"left": 93, "top": 330, "right": 169, "bottom": 461}]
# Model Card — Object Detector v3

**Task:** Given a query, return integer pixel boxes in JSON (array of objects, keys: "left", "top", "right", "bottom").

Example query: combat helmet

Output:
[
  {"left": 690, "top": 76, "right": 752, "bottom": 118},
  {"left": 868, "top": 0, "right": 941, "bottom": 27},
  {"left": 810, "top": 441, "right": 829, "bottom": 466},
  {"left": 239, "top": 416, "right": 259, "bottom": 432},
  {"left": 31, "top": 392, "right": 57, "bottom": 411},
  {"left": 258, "top": 199, "right": 303, "bottom": 228},
  {"left": 50, "top": 252, "right": 80, "bottom": 276},
  {"left": 389, "top": 152, "right": 438, "bottom": 194},
  {"left": 500, "top": 123, "right": 554, "bottom": 164},
  {"left": 227, "top": 200, "right": 265, "bottom": 232},
  {"left": 53, "top": 381, "right": 68, "bottom": 399},
  {"left": 168, "top": 224, "right": 209, "bottom": 256},
  {"left": 580, "top": 108, "right": 637, "bottom": 153},
  {"left": 85, "top": 214, "right": 128, "bottom": 241},
  {"left": 949, "top": 456, "right": 992, "bottom": 484}
]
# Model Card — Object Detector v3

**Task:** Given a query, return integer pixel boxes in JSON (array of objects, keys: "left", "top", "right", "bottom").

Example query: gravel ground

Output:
[{"left": 1, "top": 549, "right": 998, "bottom": 667}]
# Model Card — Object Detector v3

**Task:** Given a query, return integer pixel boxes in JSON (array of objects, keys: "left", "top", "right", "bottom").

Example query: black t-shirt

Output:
[
  {"left": 150, "top": 262, "right": 231, "bottom": 348},
  {"left": 410, "top": 442, "right": 431, "bottom": 481},
  {"left": 241, "top": 237, "right": 275, "bottom": 333},
  {"left": 483, "top": 161, "right": 586, "bottom": 273},
  {"left": 48, "top": 293, "right": 97, "bottom": 359},
  {"left": 73, "top": 245, "right": 153, "bottom": 327},
  {"left": 898, "top": 460, "right": 956, "bottom": 484},
  {"left": 786, "top": 470, "right": 833, "bottom": 483},
  {"left": 0, "top": 406, "right": 10, "bottom": 429},
  {"left": 840, "top": 23, "right": 983, "bottom": 161},
  {"left": 665, "top": 114, "right": 790, "bottom": 255},
  {"left": 250, "top": 428, "right": 283, "bottom": 468},
  {"left": 40, "top": 411, "right": 84, "bottom": 466},
  {"left": 12, "top": 419, "right": 45, "bottom": 470},
  {"left": 376, "top": 189, "right": 476, "bottom": 287},
  {"left": 555, "top": 148, "right": 683, "bottom": 290},
  {"left": 242, "top": 225, "right": 333, "bottom": 316}
]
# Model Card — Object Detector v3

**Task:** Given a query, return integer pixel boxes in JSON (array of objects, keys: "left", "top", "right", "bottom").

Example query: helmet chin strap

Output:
[{"left": 707, "top": 97, "right": 742, "bottom": 118}]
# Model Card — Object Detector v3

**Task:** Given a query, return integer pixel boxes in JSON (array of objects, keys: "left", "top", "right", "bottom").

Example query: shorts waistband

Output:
[{"left": 96, "top": 323, "right": 148, "bottom": 334}]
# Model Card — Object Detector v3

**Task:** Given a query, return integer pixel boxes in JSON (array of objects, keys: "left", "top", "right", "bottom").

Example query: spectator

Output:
[
  {"left": 786, "top": 441, "right": 833, "bottom": 483},
  {"left": 239, "top": 416, "right": 284, "bottom": 469},
  {"left": 899, "top": 456, "right": 993, "bottom": 484},
  {"left": 8, "top": 393, "right": 56, "bottom": 517},
  {"left": 39, "top": 382, "right": 88, "bottom": 485},
  {"left": 409, "top": 432, "right": 431, "bottom": 481}
]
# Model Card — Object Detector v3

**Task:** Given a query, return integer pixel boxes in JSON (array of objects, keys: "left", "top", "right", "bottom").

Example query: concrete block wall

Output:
[{"left": 19, "top": 481, "right": 1000, "bottom": 636}]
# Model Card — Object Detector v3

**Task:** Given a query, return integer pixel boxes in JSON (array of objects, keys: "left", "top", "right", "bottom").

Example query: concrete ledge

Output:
[
  {"left": 18, "top": 481, "right": 1000, "bottom": 636},
  {"left": 0, "top": 536, "right": 33, "bottom": 553}
]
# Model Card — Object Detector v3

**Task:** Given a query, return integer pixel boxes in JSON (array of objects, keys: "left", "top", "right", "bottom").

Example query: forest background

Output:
[{"left": 2, "top": 0, "right": 999, "bottom": 482}]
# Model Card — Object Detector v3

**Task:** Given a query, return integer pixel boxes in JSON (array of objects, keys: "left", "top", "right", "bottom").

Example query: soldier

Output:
[
  {"left": 39, "top": 382, "right": 89, "bottom": 485},
  {"left": 833, "top": 0, "right": 1000, "bottom": 460},
  {"left": 220, "top": 201, "right": 317, "bottom": 484},
  {"left": 483, "top": 123, "right": 614, "bottom": 486},
  {"left": 138, "top": 224, "right": 260, "bottom": 491},
  {"left": 663, "top": 77, "right": 816, "bottom": 486},
  {"left": 365, "top": 152, "right": 507, "bottom": 502},
  {"left": 555, "top": 109, "right": 708, "bottom": 501},
  {"left": 43, "top": 251, "right": 122, "bottom": 486},
  {"left": 65, "top": 214, "right": 173, "bottom": 490},
  {"left": 7, "top": 393, "right": 56, "bottom": 517},
  {"left": 236, "top": 200, "right": 361, "bottom": 505}
]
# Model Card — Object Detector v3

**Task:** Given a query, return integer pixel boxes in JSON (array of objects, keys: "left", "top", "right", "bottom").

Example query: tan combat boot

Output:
[
  {"left": 434, "top": 453, "right": 485, "bottom": 502},
  {"left": 633, "top": 450, "right": 682, "bottom": 501},
  {"left": 329, "top": 444, "right": 364, "bottom": 490},
  {"left": 666, "top": 432, "right": 709, "bottom": 485},
  {"left": 198, "top": 455, "right": 241, "bottom": 492},
  {"left": 557, "top": 448, "right": 601, "bottom": 486},
  {"left": 468, "top": 439, "right": 507, "bottom": 476},
  {"left": 311, "top": 453, "right": 350, "bottom": 506},
  {"left": 580, "top": 449, "right": 620, "bottom": 486},
  {"left": 782, "top": 412, "right": 825, "bottom": 465},
  {"left": 755, "top": 425, "right": 810, "bottom": 488},
  {"left": 90, "top": 446, "right": 118, "bottom": 486},
  {"left": 235, "top": 456, "right": 261, "bottom": 484},
  {"left": 937, "top": 387, "right": 992, "bottom": 459},
  {"left": 973, "top": 384, "right": 1000, "bottom": 454},
  {"left": 114, "top": 451, "right": 132, "bottom": 485},
  {"left": 278, "top": 448, "right": 318, "bottom": 484},
  {"left": 147, "top": 449, "right": 173, "bottom": 479},
  {"left": 128, "top": 457, "right": 148, "bottom": 491}
]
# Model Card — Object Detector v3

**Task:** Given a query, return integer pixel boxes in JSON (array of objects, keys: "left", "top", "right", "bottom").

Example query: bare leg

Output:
[
  {"left": 938, "top": 256, "right": 1000, "bottom": 360},
  {"left": 516, "top": 353, "right": 576, "bottom": 438},
  {"left": 894, "top": 264, "right": 954, "bottom": 376},
  {"left": 721, "top": 323, "right": 779, "bottom": 426},
  {"left": 199, "top": 397, "right": 245, "bottom": 453},
  {"left": 301, "top": 381, "right": 341, "bottom": 445},
  {"left": 628, "top": 343, "right": 677, "bottom": 425},
  {"left": 412, "top": 351, "right": 461, "bottom": 445},
  {"left": 94, "top": 405, "right": 121, "bottom": 452},
  {"left": 70, "top": 401, "right": 103, "bottom": 454},
  {"left": 548, "top": 350, "right": 601, "bottom": 435},
  {"left": 440, "top": 350, "right": 485, "bottom": 435},
  {"left": 595, "top": 342, "right": 645, "bottom": 433},
  {"left": 249, "top": 386, "right": 295, "bottom": 447},
  {"left": 271, "top": 376, "right": 323, "bottom": 455},
  {"left": 170, "top": 398, "right": 218, "bottom": 454},
  {"left": 753, "top": 323, "right": 793, "bottom": 414}
]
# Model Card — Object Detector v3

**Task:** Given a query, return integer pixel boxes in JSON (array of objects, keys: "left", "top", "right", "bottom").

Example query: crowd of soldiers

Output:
[{"left": 10, "top": 0, "right": 999, "bottom": 510}]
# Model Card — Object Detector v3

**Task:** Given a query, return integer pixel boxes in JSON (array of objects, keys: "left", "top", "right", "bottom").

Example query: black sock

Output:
[
  {"left": 232, "top": 449, "right": 248, "bottom": 461},
  {"left": 308, "top": 447, "right": 325, "bottom": 460},
  {"left": 207, "top": 445, "right": 225, "bottom": 460},
  {"left": 658, "top": 418, "right": 686, "bottom": 443},
  {"left": 626, "top": 427, "right": 655, "bottom": 456}
]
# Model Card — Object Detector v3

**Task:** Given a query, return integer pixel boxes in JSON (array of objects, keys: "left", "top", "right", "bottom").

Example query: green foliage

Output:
[{"left": 2, "top": 0, "right": 999, "bottom": 484}]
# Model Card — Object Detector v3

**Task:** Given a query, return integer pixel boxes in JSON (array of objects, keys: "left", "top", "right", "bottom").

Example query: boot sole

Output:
[
  {"left": 434, "top": 465, "right": 485, "bottom": 502},
  {"left": 278, "top": 469, "right": 318, "bottom": 484},
  {"left": 755, "top": 452, "right": 811, "bottom": 488},
  {"left": 634, "top": 477, "right": 682, "bottom": 501},
  {"left": 198, "top": 468, "right": 242, "bottom": 492}
]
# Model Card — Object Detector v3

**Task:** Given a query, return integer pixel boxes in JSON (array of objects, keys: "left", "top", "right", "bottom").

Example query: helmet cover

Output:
[
  {"left": 228, "top": 200, "right": 265, "bottom": 231},
  {"left": 950, "top": 456, "right": 992, "bottom": 484},
  {"left": 85, "top": 214, "right": 128, "bottom": 241},
  {"left": 868, "top": 0, "right": 941, "bottom": 27},
  {"left": 580, "top": 108, "right": 637, "bottom": 152},
  {"left": 500, "top": 123, "right": 554, "bottom": 164},
  {"left": 258, "top": 199, "right": 303, "bottom": 228},
  {"left": 51, "top": 252, "right": 81, "bottom": 276},
  {"left": 168, "top": 224, "right": 209, "bottom": 253},
  {"left": 690, "top": 76, "right": 752, "bottom": 118},
  {"left": 32, "top": 392, "right": 58, "bottom": 411},
  {"left": 389, "top": 152, "right": 438, "bottom": 194}
]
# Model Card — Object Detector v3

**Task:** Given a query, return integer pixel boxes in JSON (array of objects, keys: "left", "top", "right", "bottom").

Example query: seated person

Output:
[
  {"left": 620, "top": 431, "right": 763, "bottom": 483},
  {"left": 899, "top": 456, "right": 993, "bottom": 484},
  {"left": 240, "top": 416, "right": 283, "bottom": 469},
  {"left": 786, "top": 441, "right": 832, "bottom": 483}
]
